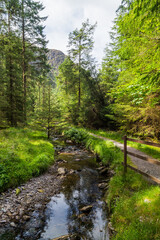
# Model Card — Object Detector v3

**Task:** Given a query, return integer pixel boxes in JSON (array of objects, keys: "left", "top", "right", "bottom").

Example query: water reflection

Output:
[
  {"left": 40, "top": 148, "right": 109, "bottom": 240},
  {"left": 0, "top": 143, "right": 109, "bottom": 240}
]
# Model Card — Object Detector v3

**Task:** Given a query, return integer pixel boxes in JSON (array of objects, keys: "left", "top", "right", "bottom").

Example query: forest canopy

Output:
[{"left": 0, "top": 0, "right": 159, "bottom": 139}]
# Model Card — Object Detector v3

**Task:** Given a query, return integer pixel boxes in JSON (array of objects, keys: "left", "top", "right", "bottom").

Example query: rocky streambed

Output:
[{"left": 0, "top": 136, "right": 110, "bottom": 240}]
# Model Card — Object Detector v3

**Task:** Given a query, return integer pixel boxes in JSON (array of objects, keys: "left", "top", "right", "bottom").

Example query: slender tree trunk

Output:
[
  {"left": 43, "top": 82, "right": 45, "bottom": 108},
  {"left": 9, "top": 56, "right": 14, "bottom": 126},
  {"left": 78, "top": 38, "right": 81, "bottom": 108},
  {"left": 65, "top": 79, "right": 68, "bottom": 95},
  {"left": 47, "top": 84, "right": 51, "bottom": 139},
  {"left": 39, "top": 85, "right": 41, "bottom": 105},
  {"left": 8, "top": 10, "right": 14, "bottom": 126},
  {"left": 78, "top": 72, "right": 81, "bottom": 108},
  {"left": 22, "top": 0, "right": 27, "bottom": 124}
]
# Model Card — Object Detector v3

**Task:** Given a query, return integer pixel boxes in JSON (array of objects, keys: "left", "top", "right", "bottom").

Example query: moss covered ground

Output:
[{"left": 0, "top": 128, "right": 54, "bottom": 192}]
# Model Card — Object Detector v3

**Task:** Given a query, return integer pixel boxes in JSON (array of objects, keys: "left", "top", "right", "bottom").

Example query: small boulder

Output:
[
  {"left": 58, "top": 167, "right": 67, "bottom": 175},
  {"left": 10, "top": 222, "right": 16, "bottom": 227},
  {"left": 23, "top": 215, "right": 31, "bottom": 221},
  {"left": 98, "top": 183, "right": 108, "bottom": 189}
]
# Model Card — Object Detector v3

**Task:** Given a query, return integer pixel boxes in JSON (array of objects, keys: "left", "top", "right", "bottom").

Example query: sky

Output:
[{"left": 41, "top": 0, "right": 122, "bottom": 65}]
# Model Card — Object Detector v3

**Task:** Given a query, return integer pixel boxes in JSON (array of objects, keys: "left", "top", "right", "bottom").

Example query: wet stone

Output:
[
  {"left": 58, "top": 167, "right": 67, "bottom": 175},
  {"left": 100, "top": 167, "right": 109, "bottom": 175},
  {"left": 23, "top": 215, "right": 31, "bottom": 221},
  {"left": 80, "top": 205, "right": 93, "bottom": 213},
  {"left": 98, "top": 183, "right": 108, "bottom": 189},
  {"left": 56, "top": 158, "right": 67, "bottom": 163}
]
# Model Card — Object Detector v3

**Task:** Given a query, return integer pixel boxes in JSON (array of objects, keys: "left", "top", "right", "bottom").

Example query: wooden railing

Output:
[{"left": 123, "top": 136, "right": 160, "bottom": 184}]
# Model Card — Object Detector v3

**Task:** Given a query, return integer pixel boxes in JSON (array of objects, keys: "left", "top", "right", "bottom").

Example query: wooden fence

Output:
[{"left": 123, "top": 136, "right": 160, "bottom": 184}]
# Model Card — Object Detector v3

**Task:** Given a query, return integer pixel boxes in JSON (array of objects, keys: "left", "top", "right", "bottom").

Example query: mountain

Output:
[{"left": 47, "top": 49, "right": 66, "bottom": 72}]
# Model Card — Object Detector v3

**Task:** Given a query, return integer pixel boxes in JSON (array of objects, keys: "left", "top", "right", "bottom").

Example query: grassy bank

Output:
[
  {"left": 0, "top": 128, "right": 54, "bottom": 192},
  {"left": 64, "top": 127, "right": 160, "bottom": 240},
  {"left": 88, "top": 129, "right": 160, "bottom": 160}
]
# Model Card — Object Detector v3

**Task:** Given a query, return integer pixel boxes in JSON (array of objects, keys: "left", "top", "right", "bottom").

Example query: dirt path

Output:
[{"left": 89, "top": 133, "right": 160, "bottom": 181}]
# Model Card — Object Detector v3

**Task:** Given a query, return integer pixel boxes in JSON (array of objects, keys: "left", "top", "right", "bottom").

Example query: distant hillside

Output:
[{"left": 47, "top": 49, "right": 65, "bottom": 71}]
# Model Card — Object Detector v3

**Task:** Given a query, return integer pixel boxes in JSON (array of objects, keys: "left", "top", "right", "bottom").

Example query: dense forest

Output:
[
  {"left": 0, "top": 1, "right": 160, "bottom": 239},
  {"left": 0, "top": 0, "right": 160, "bottom": 139}
]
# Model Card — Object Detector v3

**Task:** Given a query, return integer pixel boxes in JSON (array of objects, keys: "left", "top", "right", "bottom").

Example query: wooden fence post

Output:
[{"left": 124, "top": 135, "right": 127, "bottom": 174}]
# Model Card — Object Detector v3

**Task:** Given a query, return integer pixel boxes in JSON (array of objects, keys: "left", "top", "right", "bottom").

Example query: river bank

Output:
[
  {"left": 0, "top": 135, "right": 110, "bottom": 240},
  {"left": 63, "top": 127, "right": 160, "bottom": 240}
]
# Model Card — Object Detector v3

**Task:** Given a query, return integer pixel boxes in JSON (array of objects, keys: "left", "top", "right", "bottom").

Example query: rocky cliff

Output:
[{"left": 47, "top": 49, "right": 65, "bottom": 72}]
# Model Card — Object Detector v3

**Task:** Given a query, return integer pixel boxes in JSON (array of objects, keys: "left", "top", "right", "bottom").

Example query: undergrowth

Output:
[
  {"left": 64, "top": 127, "right": 160, "bottom": 240},
  {"left": 0, "top": 128, "right": 54, "bottom": 192}
]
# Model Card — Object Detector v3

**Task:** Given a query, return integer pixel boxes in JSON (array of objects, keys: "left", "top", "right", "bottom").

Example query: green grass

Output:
[
  {"left": 108, "top": 173, "right": 160, "bottom": 240},
  {"left": 88, "top": 129, "right": 160, "bottom": 160},
  {"left": 64, "top": 127, "right": 160, "bottom": 240},
  {"left": 0, "top": 128, "right": 54, "bottom": 192}
]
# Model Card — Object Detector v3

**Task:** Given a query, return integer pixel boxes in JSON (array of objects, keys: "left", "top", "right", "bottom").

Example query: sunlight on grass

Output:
[
  {"left": 64, "top": 127, "right": 160, "bottom": 240},
  {"left": 0, "top": 128, "right": 54, "bottom": 192},
  {"left": 89, "top": 129, "right": 160, "bottom": 160}
]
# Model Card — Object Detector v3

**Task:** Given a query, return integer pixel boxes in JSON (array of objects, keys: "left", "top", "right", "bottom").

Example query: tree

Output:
[
  {"left": 0, "top": 0, "right": 49, "bottom": 127},
  {"left": 68, "top": 19, "right": 97, "bottom": 108},
  {"left": 19, "top": 0, "right": 49, "bottom": 123},
  {"left": 106, "top": 0, "right": 160, "bottom": 138},
  {"left": 0, "top": 0, "right": 23, "bottom": 126}
]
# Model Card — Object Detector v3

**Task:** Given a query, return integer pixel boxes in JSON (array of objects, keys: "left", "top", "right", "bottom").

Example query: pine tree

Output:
[
  {"left": 19, "top": 0, "right": 49, "bottom": 123},
  {"left": 68, "top": 19, "right": 97, "bottom": 108}
]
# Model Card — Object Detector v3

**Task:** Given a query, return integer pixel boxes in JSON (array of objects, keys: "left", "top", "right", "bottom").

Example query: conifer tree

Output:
[
  {"left": 68, "top": 19, "right": 97, "bottom": 108},
  {"left": 19, "top": 0, "right": 49, "bottom": 123}
]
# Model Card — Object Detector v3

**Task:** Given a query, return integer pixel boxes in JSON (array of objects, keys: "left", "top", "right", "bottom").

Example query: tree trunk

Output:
[
  {"left": 47, "top": 84, "right": 51, "bottom": 139},
  {"left": 22, "top": 0, "right": 27, "bottom": 124},
  {"left": 78, "top": 38, "right": 82, "bottom": 108},
  {"left": 8, "top": 9, "right": 15, "bottom": 126},
  {"left": 39, "top": 85, "right": 41, "bottom": 105}
]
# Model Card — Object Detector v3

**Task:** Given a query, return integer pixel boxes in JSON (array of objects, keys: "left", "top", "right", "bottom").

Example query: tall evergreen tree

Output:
[
  {"left": 0, "top": 0, "right": 49, "bottom": 127},
  {"left": 19, "top": 0, "right": 49, "bottom": 123},
  {"left": 68, "top": 19, "right": 97, "bottom": 108},
  {"left": 106, "top": 0, "right": 160, "bottom": 137}
]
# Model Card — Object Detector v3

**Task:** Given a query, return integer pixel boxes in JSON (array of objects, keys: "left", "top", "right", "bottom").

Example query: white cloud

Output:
[{"left": 41, "top": 0, "right": 122, "bottom": 63}]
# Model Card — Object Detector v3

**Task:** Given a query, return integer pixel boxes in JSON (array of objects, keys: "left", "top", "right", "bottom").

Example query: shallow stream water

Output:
[{"left": 0, "top": 137, "right": 110, "bottom": 240}]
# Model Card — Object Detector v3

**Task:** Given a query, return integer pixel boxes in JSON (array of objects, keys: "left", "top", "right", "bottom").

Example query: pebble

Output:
[{"left": 10, "top": 222, "right": 16, "bottom": 227}]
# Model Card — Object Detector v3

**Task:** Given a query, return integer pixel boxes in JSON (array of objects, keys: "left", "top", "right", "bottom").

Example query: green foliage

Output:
[
  {"left": 0, "top": 128, "right": 54, "bottom": 192},
  {"left": 99, "top": 0, "right": 160, "bottom": 138},
  {"left": 64, "top": 127, "right": 88, "bottom": 144},
  {"left": 64, "top": 127, "right": 160, "bottom": 240},
  {"left": 64, "top": 127, "right": 124, "bottom": 166},
  {"left": 57, "top": 20, "right": 108, "bottom": 127},
  {"left": 0, "top": 0, "right": 49, "bottom": 127}
]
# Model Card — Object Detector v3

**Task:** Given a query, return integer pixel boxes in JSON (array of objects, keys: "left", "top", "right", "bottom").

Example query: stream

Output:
[{"left": 0, "top": 136, "right": 110, "bottom": 240}]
